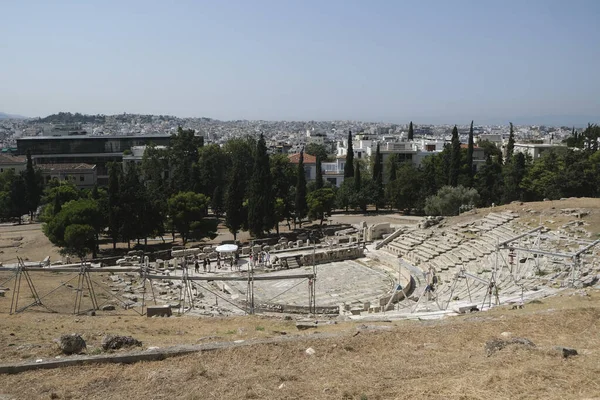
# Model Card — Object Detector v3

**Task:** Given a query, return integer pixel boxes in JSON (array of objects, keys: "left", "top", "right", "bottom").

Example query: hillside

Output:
[
  {"left": 1, "top": 198, "right": 600, "bottom": 399},
  {"left": 0, "top": 112, "right": 27, "bottom": 120},
  {"left": 0, "top": 292, "right": 599, "bottom": 399}
]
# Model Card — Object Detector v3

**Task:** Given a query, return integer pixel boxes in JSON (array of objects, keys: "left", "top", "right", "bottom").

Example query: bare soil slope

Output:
[{"left": 1, "top": 291, "right": 600, "bottom": 400}]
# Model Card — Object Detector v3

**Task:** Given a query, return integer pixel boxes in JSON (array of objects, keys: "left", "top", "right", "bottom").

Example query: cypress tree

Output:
[
  {"left": 467, "top": 120, "right": 474, "bottom": 186},
  {"left": 344, "top": 131, "right": 354, "bottom": 178},
  {"left": 295, "top": 151, "right": 308, "bottom": 227},
  {"left": 372, "top": 143, "right": 380, "bottom": 181},
  {"left": 507, "top": 122, "right": 515, "bottom": 160},
  {"left": 373, "top": 143, "right": 384, "bottom": 211},
  {"left": 53, "top": 192, "right": 62, "bottom": 216},
  {"left": 408, "top": 121, "right": 414, "bottom": 141},
  {"left": 24, "top": 150, "right": 41, "bottom": 221},
  {"left": 315, "top": 154, "right": 323, "bottom": 190},
  {"left": 389, "top": 154, "right": 397, "bottom": 181},
  {"left": 107, "top": 162, "right": 121, "bottom": 250},
  {"left": 354, "top": 161, "right": 361, "bottom": 192},
  {"left": 449, "top": 125, "right": 461, "bottom": 186},
  {"left": 247, "top": 134, "right": 273, "bottom": 237},
  {"left": 225, "top": 159, "right": 245, "bottom": 241}
]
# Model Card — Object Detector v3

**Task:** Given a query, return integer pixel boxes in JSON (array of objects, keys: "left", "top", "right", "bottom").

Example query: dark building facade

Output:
[{"left": 16, "top": 134, "right": 195, "bottom": 185}]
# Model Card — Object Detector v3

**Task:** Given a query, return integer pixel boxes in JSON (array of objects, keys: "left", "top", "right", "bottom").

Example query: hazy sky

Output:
[{"left": 1, "top": 0, "right": 599, "bottom": 124}]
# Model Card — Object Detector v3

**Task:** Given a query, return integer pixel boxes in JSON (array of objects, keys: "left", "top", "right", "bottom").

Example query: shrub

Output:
[{"left": 424, "top": 185, "right": 480, "bottom": 216}]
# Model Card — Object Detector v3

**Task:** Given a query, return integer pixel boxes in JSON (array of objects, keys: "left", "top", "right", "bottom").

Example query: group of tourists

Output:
[
  {"left": 249, "top": 251, "right": 271, "bottom": 267},
  {"left": 192, "top": 253, "right": 240, "bottom": 273}
]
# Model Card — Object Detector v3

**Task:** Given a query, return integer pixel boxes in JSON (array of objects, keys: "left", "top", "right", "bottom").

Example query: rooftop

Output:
[
  {"left": 288, "top": 153, "right": 317, "bottom": 164},
  {"left": 17, "top": 134, "right": 176, "bottom": 141},
  {"left": 37, "top": 163, "right": 96, "bottom": 171},
  {"left": 0, "top": 154, "right": 26, "bottom": 165}
]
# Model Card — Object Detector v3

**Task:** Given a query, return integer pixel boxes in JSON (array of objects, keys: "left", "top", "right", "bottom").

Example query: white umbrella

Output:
[{"left": 215, "top": 244, "right": 239, "bottom": 253}]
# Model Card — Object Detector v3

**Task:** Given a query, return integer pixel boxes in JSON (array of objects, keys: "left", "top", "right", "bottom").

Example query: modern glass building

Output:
[{"left": 16, "top": 134, "right": 196, "bottom": 185}]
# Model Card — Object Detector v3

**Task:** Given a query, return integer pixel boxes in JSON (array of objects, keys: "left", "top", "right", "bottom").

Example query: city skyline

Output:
[{"left": 1, "top": 0, "right": 599, "bottom": 125}]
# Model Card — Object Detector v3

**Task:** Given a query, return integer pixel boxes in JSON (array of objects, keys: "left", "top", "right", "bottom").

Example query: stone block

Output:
[{"left": 146, "top": 305, "right": 172, "bottom": 317}]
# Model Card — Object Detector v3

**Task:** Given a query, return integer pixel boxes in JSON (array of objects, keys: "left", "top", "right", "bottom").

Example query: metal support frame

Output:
[
  {"left": 2, "top": 246, "right": 324, "bottom": 316},
  {"left": 73, "top": 260, "right": 99, "bottom": 315},
  {"left": 10, "top": 257, "right": 45, "bottom": 314},
  {"left": 497, "top": 227, "right": 600, "bottom": 290}
]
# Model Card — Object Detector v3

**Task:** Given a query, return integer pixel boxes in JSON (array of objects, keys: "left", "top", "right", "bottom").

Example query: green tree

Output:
[
  {"left": 0, "top": 170, "right": 28, "bottom": 222},
  {"left": 424, "top": 186, "right": 480, "bottom": 216},
  {"left": 449, "top": 125, "right": 461, "bottom": 186},
  {"left": 140, "top": 144, "right": 168, "bottom": 242},
  {"left": 336, "top": 179, "right": 354, "bottom": 212},
  {"left": 270, "top": 154, "right": 295, "bottom": 231},
  {"left": 44, "top": 198, "right": 104, "bottom": 258},
  {"left": 63, "top": 224, "right": 97, "bottom": 260},
  {"left": 408, "top": 121, "right": 414, "bottom": 141},
  {"left": 466, "top": 120, "right": 474, "bottom": 187},
  {"left": 474, "top": 155, "right": 504, "bottom": 207},
  {"left": 169, "top": 127, "right": 203, "bottom": 193},
  {"left": 315, "top": 155, "right": 323, "bottom": 190},
  {"left": 39, "top": 180, "right": 79, "bottom": 222},
  {"left": 387, "top": 153, "right": 398, "bottom": 182},
  {"left": 196, "top": 144, "right": 227, "bottom": 210},
  {"left": 307, "top": 188, "right": 335, "bottom": 225},
  {"left": 506, "top": 122, "right": 515, "bottom": 160},
  {"left": 247, "top": 134, "right": 274, "bottom": 237},
  {"left": 294, "top": 150, "right": 308, "bottom": 226},
  {"left": 344, "top": 131, "right": 354, "bottom": 178},
  {"left": 305, "top": 143, "right": 330, "bottom": 162},
  {"left": 502, "top": 152, "right": 527, "bottom": 203},
  {"left": 387, "top": 162, "right": 423, "bottom": 213},
  {"left": 107, "top": 162, "right": 122, "bottom": 249},
  {"left": 24, "top": 150, "right": 43, "bottom": 221},
  {"left": 521, "top": 149, "right": 564, "bottom": 201},
  {"left": 372, "top": 143, "right": 384, "bottom": 210},
  {"left": 120, "top": 163, "right": 146, "bottom": 248},
  {"left": 353, "top": 161, "right": 368, "bottom": 212},
  {"left": 225, "top": 158, "right": 246, "bottom": 241},
  {"left": 167, "top": 192, "right": 213, "bottom": 245}
]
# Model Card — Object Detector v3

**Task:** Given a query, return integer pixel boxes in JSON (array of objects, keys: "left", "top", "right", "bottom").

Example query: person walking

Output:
[
  {"left": 207, "top": 257, "right": 212, "bottom": 273},
  {"left": 194, "top": 259, "right": 199, "bottom": 274},
  {"left": 203, "top": 258, "right": 207, "bottom": 272}
]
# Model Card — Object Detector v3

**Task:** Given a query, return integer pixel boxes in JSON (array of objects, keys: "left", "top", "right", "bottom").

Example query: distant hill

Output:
[
  {"left": 34, "top": 112, "right": 181, "bottom": 124},
  {"left": 36, "top": 112, "right": 107, "bottom": 124},
  {"left": 0, "top": 112, "right": 28, "bottom": 120}
]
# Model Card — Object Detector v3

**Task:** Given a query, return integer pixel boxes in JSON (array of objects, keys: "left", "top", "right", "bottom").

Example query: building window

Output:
[
  {"left": 0, "top": 168, "right": 3, "bottom": 173},
  {"left": 304, "top": 167, "right": 311, "bottom": 179},
  {"left": 80, "top": 175, "right": 84, "bottom": 182}
]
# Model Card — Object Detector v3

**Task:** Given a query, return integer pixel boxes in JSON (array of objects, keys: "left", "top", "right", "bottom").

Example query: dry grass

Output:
[{"left": 1, "top": 290, "right": 600, "bottom": 399}]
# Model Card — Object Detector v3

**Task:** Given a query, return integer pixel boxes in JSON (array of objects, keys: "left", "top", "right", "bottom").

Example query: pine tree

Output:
[
  {"left": 315, "top": 154, "right": 323, "bottom": 190},
  {"left": 507, "top": 122, "right": 515, "bottom": 160},
  {"left": 295, "top": 151, "right": 308, "bottom": 226},
  {"left": 449, "top": 126, "right": 461, "bottom": 186},
  {"left": 247, "top": 134, "right": 273, "bottom": 237},
  {"left": 408, "top": 121, "right": 414, "bottom": 141},
  {"left": 344, "top": 131, "right": 354, "bottom": 178},
  {"left": 466, "top": 120, "right": 474, "bottom": 186}
]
